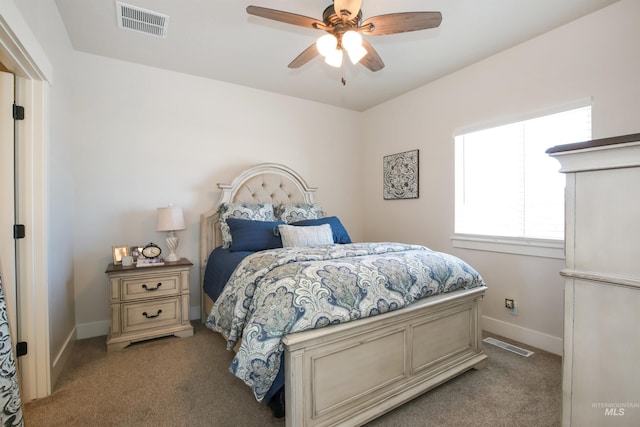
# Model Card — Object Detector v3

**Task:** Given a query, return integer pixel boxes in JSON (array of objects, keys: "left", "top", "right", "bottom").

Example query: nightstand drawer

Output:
[
  {"left": 122, "top": 297, "right": 181, "bottom": 333},
  {"left": 121, "top": 274, "right": 180, "bottom": 301}
]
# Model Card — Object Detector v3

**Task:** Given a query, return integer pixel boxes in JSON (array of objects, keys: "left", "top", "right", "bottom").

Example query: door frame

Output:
[
  {"left": 0, "top": 4, "right": 52, "bottom": 400},
  {"left": 0, "top": 71, "right": 16, "bottom": 348}
]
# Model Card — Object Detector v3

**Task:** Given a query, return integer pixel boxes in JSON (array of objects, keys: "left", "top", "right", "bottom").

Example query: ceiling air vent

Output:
[{"left": 116, "top": 2, "right": 169, "bottom": 38}]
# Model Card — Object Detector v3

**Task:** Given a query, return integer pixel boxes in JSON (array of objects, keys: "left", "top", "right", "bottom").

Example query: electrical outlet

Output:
[{"left": 505, "top": 298, "right": 517, "bottom": 315}]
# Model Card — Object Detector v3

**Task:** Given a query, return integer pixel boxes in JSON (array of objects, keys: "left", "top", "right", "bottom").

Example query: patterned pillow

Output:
[
  {"left": 275, "top": 203, "right": 324, "bottom": 223},
  {"left": 218, "top": 203, "right": 275, "bottom": 248}
]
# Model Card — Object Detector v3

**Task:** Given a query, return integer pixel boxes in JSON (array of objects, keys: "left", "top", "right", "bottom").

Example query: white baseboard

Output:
[
  {"left": 482, "top": 315, "right": 563, "bottom": 356},
  {"left": 76, "top": 315, "right": 561, "bottom": 356},
  {"left": 51, "top": 326, "right": 76, "bottom": 388},
  {"left": 76, "top": 320, "right": 110, "bottom": 339}
]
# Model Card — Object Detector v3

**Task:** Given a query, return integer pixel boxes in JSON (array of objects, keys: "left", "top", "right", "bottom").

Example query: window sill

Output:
[{"left": 451, "top": 234, "right": 565, "bottom": 259}]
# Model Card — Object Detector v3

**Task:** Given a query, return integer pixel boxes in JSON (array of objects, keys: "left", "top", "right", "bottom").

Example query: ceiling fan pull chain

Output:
[{"left": 341, "top": 64, "right": 347, "bottom": 86}]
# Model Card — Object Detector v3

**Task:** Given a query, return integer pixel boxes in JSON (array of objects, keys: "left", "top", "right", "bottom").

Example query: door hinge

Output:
[
  {"left": 16, "top": 341, "right": 27, "bottom": 357},
  {"left": 13, "top": 103, "right": 24, "bottom": 120},
  {"left": 13, "top": 224, "right": 25, "bottom": 239}
]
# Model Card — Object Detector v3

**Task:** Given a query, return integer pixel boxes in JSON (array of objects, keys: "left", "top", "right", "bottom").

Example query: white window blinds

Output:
[{"left": 455, "top": 105, "right": 591, "bottom": 240}]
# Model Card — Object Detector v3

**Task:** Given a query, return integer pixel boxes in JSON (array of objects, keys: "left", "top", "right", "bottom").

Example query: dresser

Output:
[
  {"left": 547, "top": 133, "right": 640, "bottom": 426},
  {"left": 105, "top": 258, "right": 193, "bottom": 351}
]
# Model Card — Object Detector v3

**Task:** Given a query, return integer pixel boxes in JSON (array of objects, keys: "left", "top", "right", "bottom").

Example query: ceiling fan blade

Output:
[
  {"left": 334, "top": 0, "right": 362, "bottom": 21},
  {"left": 361, "top": 12, "right": 442, "bottom": 35},
  {"left": 246, "top": 6, "right": 326, "bottom": 30},
  {"left": 360, "top": 39, "right": 384, "bottom": 72},
  {"left": 288, "top": 44, "right": 319, "bottom": 69}
]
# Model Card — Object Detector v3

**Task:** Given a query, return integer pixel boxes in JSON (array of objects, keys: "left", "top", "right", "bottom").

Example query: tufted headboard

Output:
[{"left": 199, "top": 163, "right": 317, "bottom": 307}]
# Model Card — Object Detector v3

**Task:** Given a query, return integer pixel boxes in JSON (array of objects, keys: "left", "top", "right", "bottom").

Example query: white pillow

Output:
[{"left": 278, "top": 224, "right": 333, "bottom": 248}]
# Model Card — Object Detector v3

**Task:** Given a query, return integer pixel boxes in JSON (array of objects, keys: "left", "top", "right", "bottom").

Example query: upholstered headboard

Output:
[{"left": 199, "top": 163, "right": 317, "bottom": 297}]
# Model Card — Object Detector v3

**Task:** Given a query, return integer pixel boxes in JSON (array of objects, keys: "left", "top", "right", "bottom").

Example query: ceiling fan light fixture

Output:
[
  {"left": 341, "top": 30, "right": 362, "bottom": 51},
  {"left": 347, "top": 44, "right": 367, "bottom": 64},
  {"left": 316, "top": 34, "right": 338, "bottom": 57},
  {"left": 325, "top": 49, "right": 343, "bottom": 67},
  {"left": 246, "top": 4, "right": 443, "bottom": 73}
]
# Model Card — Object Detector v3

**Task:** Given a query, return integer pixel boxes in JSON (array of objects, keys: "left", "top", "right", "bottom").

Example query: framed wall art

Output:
[{"left": 383, "top": 149, "right": 419, "bottom": 200}]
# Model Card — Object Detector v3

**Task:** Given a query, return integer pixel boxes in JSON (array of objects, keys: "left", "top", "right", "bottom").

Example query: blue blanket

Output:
[
  {"left": 203, "top": 247, "right": 252, "bottom": 301},
  {"left": 206, "top": 242, "right": 486, "bottom": 401}
]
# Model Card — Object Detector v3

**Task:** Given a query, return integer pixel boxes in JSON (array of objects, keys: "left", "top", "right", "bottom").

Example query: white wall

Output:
[
  {"left": 361, "top": 0, "right": 640, "bottom": 354},
  {"left": 69, "top": 53, "right": 363, "bottom": 336}
]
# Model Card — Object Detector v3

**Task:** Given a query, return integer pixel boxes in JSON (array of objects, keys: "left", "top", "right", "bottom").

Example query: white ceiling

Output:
[{"left": 54, "top": 0, "right": 618, "bottom": 111}]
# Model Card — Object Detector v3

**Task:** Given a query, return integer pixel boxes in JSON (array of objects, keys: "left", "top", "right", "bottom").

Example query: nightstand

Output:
[{"left": 105, "top": 258, "right": 193, "bottom": 351}]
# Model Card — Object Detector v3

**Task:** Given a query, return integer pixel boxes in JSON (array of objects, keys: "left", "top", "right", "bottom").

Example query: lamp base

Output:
[
  {"left": 165, "top": 234, "right": 180, "bottom": 262},
  {"left": 165, "top": 252, "right": 179, "bottom": 262}
]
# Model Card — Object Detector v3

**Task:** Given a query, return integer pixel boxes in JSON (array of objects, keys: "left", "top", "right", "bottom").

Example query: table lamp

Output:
[{"left": 156, "top": 205, "right": 186, "bottom": 262}]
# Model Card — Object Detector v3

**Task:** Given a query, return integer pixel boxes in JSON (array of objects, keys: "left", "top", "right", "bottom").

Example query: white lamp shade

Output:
[
  {"left": 156, "top": 206, "right": 185, "bottom": 231},
  {"left": 324, "top": 49, "right": 343, "bottom": 67},
  {"left": 316, "top": 34, "right": 337, "bottom": 57},
  {"left": 341, "top": 31, "right": 362, "bottom": 51},
  {"left": 347, "top": 44, "right": 367, "bottom": 64}
]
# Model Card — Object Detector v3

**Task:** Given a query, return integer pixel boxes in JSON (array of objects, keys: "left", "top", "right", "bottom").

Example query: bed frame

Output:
[{"left": 200, "top": 163, "right": 487, "bottom": 426}]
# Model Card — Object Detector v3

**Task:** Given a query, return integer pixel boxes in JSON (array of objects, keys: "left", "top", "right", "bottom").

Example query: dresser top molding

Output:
[{"left": 546, "top": 132, "right": 640, "bottom": 173}]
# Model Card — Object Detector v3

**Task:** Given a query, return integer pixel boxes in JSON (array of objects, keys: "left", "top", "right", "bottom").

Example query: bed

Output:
[{"left": 200, "top": 163, "right": 488, "bottom": 426}]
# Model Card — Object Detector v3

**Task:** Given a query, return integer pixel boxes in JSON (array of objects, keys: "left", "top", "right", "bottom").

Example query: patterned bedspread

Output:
[{"left": 206, "top": 242, "right": 486, "bottom": 401}]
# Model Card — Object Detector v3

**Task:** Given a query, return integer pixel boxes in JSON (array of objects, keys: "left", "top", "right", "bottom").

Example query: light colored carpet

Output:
[{"left": 23, "top": 323, "right": 561, "bottom": 426}]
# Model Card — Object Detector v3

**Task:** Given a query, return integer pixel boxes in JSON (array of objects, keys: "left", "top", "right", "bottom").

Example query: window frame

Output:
[
  {"left": 451, "top": 233, "right": 565, "bottom": 259},
  {"left": 451, "top": 100, "right": 591, "bottom": 259}
]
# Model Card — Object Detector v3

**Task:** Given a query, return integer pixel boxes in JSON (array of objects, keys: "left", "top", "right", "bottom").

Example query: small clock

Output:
[{"left": 141, "top": 242, "right": 162, "bottom": 259}]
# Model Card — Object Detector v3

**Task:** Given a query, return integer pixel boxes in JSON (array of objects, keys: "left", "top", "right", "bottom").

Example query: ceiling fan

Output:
[{"left": 246, "top": 0, "right": 442, "bottom": 72}]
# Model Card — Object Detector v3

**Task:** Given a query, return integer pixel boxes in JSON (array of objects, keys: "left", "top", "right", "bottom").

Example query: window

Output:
[{"left": 454, "top": 105, "right": 591, "bottom": 255}]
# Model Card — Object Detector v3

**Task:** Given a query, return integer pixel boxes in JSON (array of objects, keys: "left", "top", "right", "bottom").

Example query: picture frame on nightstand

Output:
[
  {"left": 130, "top": 245, "right": 142, "bottom": 261},
  {"left": 112, "top": 245, "right": 129, "bottom": 265}
]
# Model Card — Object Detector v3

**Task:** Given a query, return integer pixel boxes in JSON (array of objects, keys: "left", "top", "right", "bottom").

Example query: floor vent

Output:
[
  {"left": 483, "top": 337, "right": 534, "bottom": 357},
  {"left": 116, "top": 2, "right": 169, "bottom": 38}
]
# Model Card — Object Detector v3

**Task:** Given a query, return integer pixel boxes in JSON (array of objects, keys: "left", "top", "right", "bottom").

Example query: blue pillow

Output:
[
  {"left": 291, "top": 216, "right": 352, "bottom": 244},
  {"left": 226, "top": 218, "right": 284, "bottom": 252}
]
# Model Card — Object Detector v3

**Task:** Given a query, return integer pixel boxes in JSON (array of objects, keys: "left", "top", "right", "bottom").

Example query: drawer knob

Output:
[
  {"left": 142, "top": 283, "right": 162, "bottom": 291},
  {"left": 142, "top": 309, "right": 162, "bottom": 319}
]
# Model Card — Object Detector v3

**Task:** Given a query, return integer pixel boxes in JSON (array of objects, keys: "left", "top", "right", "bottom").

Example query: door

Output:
[
  {"left": 0, "top": 68, "right": 24, "bottom": 424},
  {"left": 0, "top": 70, "right": 18, "bottom": 345},
  {"left": 0, "top": 12, "right": 53, "bottom": 401}
]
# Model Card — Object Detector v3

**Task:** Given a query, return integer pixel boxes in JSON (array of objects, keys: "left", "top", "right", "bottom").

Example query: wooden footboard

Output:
[{"left": 282, "top": 286, "right": 487, "bottom": 427}]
